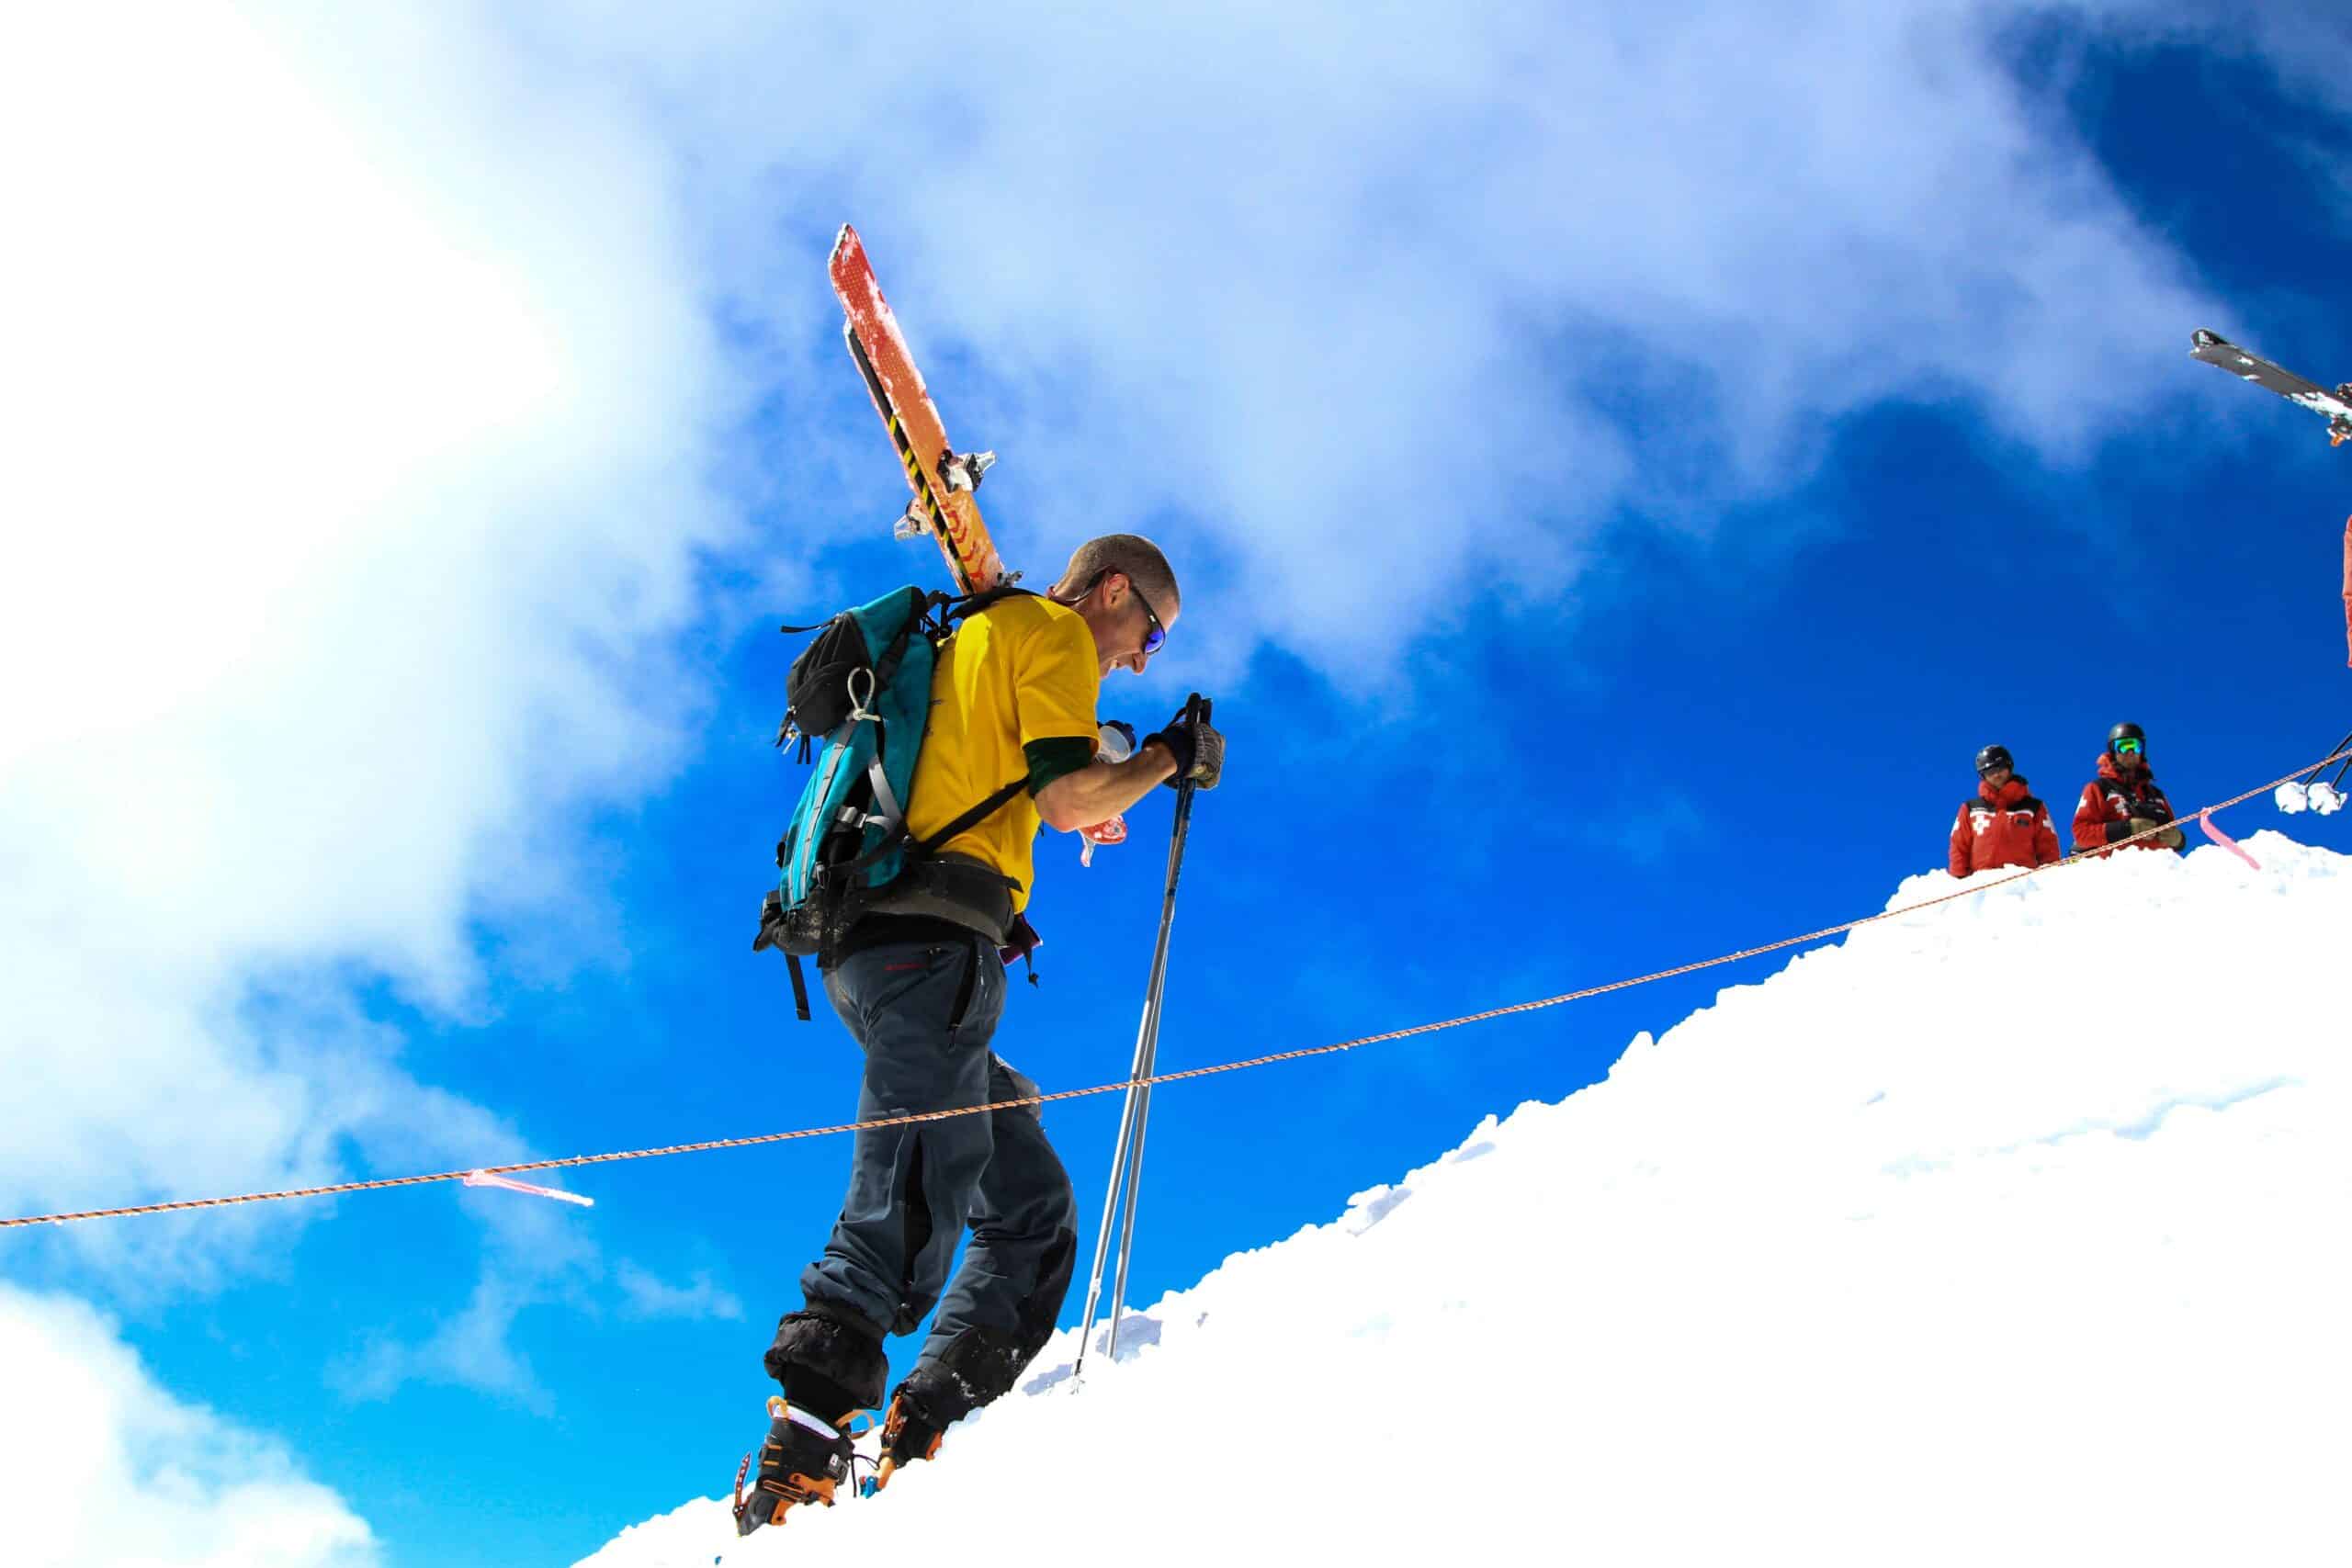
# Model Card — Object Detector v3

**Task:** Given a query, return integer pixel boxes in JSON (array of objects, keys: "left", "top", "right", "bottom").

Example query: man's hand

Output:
[{"left": 1145, "top": 709, "right": 1224, "bottom": 790}]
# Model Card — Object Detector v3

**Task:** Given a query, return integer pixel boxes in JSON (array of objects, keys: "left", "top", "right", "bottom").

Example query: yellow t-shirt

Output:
[{"left": 905, "top": 594, "right": 1101, "bottom": 912}]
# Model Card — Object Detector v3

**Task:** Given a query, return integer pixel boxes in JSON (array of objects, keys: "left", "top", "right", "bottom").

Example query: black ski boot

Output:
[
  {"left": 867, "top": 1371, "right": 968, "bottom": 1495},
  {"left": 733, "top": 1396, "right": 852, "bottom": 1535}
]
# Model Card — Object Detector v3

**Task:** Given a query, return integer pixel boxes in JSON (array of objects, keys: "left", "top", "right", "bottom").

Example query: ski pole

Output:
[
  {"left": 2300, "top": 730, "right": 2352, "bottom": 787},
  {"left": 1105, "top": 695, "right": 1212, "bottom": 1360},
  {"left": 1073, "top": 694, "right": 1207, "bottom": 1382}
]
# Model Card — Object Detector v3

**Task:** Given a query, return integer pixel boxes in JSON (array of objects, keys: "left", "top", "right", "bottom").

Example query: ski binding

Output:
[{"left": 940, "top": 449, "right": 997, "bottom": 492}]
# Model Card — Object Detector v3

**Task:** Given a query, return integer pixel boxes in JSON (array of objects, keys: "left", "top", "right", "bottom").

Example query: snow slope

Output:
[{"left": 586, "top": 837, "right": 2349, "bottom": 1566}]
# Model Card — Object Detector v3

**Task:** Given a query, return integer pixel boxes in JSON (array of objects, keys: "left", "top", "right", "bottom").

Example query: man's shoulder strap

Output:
[{"left": 944, "top": 583, "right": 1039, "bottom": 626}]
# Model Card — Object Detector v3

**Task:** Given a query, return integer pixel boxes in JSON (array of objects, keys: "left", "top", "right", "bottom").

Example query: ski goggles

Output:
[{"left": 2114, "top": 737, "right": 2145, "bottom": 756}]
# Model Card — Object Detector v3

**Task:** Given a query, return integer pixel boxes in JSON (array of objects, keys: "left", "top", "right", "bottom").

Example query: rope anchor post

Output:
[{"left": 1071, "top": 694, "right": 1209, "bottom": 1386}]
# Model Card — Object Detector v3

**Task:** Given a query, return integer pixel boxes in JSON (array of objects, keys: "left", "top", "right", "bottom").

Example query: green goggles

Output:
[{"left": 2114, "top": 738, "right": 2144, "bottom": 756}]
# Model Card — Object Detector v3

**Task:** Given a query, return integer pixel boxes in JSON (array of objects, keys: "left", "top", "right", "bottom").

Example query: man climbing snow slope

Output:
[{"left": 741, "top": 534, "right": 1225, "bottom": 1533}]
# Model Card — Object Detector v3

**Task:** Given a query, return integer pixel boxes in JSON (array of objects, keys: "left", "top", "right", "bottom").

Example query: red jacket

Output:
[
  {"left": 2073, "top": 753, "right": 2178, "bottom": 855},
  {"left": 1951, "top": 776, "right": 2062, "bottom": 876}
]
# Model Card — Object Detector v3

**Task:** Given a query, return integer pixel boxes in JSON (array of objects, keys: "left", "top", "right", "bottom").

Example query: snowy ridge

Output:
[{"left": 585, "top": 837, "right": 2348, "bottom": 1566}]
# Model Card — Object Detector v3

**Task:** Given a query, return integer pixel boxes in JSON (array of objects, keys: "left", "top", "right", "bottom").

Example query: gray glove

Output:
[{"left": 1147, "top": 711, "right": 1224, "bottom": 790}]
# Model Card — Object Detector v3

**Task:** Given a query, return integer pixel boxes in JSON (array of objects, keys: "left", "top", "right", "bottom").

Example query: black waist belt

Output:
[
  {"left": 858, "top": 853, "right": 1019, "bottom": 945},
  {"left": 830, "top": 914, "right": 977, "bottom": 965}
]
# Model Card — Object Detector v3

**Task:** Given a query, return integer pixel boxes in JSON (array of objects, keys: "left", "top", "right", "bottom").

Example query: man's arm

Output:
[
  {"left": 1034, "top": 744, "right": 1179, "bottom": 832},
  {"left": 2071, "top": 783, "right": 2113, "bottom": 853},
  {"left": 2033, "top": 805, "right": 2063, "bottom": 866}
]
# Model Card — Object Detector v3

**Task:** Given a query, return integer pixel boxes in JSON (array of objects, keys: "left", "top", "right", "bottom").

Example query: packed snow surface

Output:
[{"left": 586, "top": 837, "right": 2348, "bottom": 1566}]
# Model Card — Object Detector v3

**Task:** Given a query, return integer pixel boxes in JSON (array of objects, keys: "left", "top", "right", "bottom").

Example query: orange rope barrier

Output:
[{"left": 5, "top": 744, "right": 2343, "bottom": 1233}]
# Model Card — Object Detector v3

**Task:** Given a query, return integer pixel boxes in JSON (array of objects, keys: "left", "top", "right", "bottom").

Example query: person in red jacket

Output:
[
  {"left": 1950, "top": 744, "right": 2062, "bottom": 877},
  {"left": 2073, "top": 722, "right": 2184, "bottom": 855}
]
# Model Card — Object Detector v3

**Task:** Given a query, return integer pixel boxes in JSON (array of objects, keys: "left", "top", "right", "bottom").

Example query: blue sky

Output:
[{"left": 3, "top": 4, "right": 2348, "bottom": 1565}]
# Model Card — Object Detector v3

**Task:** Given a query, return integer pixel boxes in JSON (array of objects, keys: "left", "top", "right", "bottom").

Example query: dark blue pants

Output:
[{"left": 799, "top": 934, "right": 1078, "bottom": 1406}]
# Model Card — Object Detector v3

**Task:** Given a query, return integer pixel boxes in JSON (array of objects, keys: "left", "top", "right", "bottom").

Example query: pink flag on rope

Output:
[
  {"left": 2199, "top": 810, "right": 2260, "bottom": 870},
  {"left": 463, "top": 1170, "right": 594, "bottom": 1207}
]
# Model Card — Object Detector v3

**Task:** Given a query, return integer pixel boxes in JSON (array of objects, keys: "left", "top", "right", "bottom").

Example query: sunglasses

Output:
[
  {"left": 1131, "top": 582, "right": 1168, "bottom": 656},
  {"left": 2115, "top": 738, "right": 2144, "bottom": 756},
  {"left": 1093, "top": 571, "right": 1168, "bottom": 656}
]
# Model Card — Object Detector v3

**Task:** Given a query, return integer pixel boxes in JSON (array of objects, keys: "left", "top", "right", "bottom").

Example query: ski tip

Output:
[
  {"left": 2190, "top": 327, "right": 2224, "bottom": 350},
  {"left": 831, "top": 224, "right": 862, "bottom": 265}
]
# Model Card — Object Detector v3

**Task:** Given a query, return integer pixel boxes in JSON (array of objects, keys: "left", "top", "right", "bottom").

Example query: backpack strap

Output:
[
  {"left": 785, "top": 952, "right": 812, "bottom": 1022},
  {"left": 911, "top": 777, "right": 1031, "bottom": 856},
  {"left": 823, "top": 773, "right": 1031, "bottom": 886},
  {"left": 944, "top": 583, "right": 1036, "bottom": 625},
  {"left": 870, "top": 589, "right": 950, "bottom": 694}
]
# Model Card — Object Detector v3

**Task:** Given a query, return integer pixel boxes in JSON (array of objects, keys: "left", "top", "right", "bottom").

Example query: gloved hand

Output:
[
  {"left": 2156, "top": 824, "right": 2186, "bottom": 851},
  {"left": 2125, "top": 817, "right": 2161, "bottom": 840},
  {"left": 1146, "top": 708, "right": 1224, "bottom": 790}
]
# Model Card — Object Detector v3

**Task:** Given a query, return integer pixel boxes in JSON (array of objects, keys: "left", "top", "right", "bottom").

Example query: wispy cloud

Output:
[
  {"left": 333, "top": 1273, "right": 557, "bottom": 1415},
  {"left": 560, "top": 0, "right": 2247, "bottom": 679},
  {"left": 1583, "top": 789, "right": 1712, "bottom": 871},
  {"left": 614, "top": 1262, "right": 745, "bottom": 1323},
  {"left": 1, "top": 2, "right": 738, "bottom": 1279}
]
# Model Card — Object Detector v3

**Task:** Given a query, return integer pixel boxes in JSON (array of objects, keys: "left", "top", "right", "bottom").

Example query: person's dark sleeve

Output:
[{"left": 1023, "top": 737, "right": 1096, "bottom": 795}]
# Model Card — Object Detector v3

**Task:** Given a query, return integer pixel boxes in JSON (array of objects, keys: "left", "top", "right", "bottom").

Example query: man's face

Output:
[
  {"left": 1096, "top": 571, "right": 1178, "bottom": 677},
  {"left": 2113, "top": 739, "right": 2146, "bottom": 770},
  {"left": 1982, "top": 764, "right": 2013, "bottom": 789}
]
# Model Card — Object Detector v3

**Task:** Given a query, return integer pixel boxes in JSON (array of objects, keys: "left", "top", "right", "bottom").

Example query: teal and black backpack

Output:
[{"left": 753, "top": 583, "right": 1031, "bottom": 1018}]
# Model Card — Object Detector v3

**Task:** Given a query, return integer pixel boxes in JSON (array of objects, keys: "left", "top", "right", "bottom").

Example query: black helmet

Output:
[
  {"left": 1974, "top": 744, "right": 2015, "bottom": 777},
  {"left": 2107, "top": 721, "right": 2147, "bottom": 757}
]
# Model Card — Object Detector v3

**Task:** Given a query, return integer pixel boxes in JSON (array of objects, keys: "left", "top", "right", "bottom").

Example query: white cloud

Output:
[
  {"left": 333, "top": 1271, "right": 555, "bottom": 1414},
  {"left": 0, "top": 4, "right": 734, "bottom": 1258},
  {"left": 544, "top": 0, "right": 2272, "bottom": 677},
  {"left": 2063, "top": 0, "right": 2352, "bottom": 120},
  {"left": 0, "top": 0, "right": 734, "bottom": 1404},
  {"left": 614, "top": 1262, "right": 745, "bottom": 1323},
  {"left": 0, "top": 1285, "right": 376, "bottom": 1568}
]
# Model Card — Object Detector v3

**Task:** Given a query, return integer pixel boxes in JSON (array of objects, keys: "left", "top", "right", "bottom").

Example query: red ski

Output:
[{"left": 829, "top": 226, "right": 1009, "bottom": 594}]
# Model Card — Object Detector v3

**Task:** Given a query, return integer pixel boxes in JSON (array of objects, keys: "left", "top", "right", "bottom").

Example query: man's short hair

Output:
[{"left": 1057, "top": 534, "right": 1179, "bottom": 612}]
